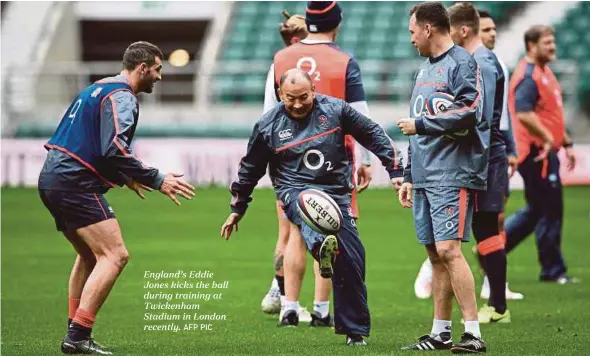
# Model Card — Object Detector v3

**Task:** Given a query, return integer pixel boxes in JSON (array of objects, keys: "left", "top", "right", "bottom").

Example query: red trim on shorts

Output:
[
  {"left": 458, "top": 188, "right": 468, "bottom": 239},
  {"left": 94, "top": 194, "right": 108, "bottom": 219}
]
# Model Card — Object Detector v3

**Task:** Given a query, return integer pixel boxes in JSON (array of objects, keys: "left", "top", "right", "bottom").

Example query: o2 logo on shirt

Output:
[
  {"left": 412, "top": 94, "right": 425, "bottom": 118},
  {"left": 303, "top": 149, "right": 333, "bottom": 171},
  {"left": 296, "top": 57, "right": 321, "bottom": 81}
]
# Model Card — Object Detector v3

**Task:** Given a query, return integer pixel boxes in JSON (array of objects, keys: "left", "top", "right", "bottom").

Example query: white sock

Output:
[
  {"left": 431, "top": 319, "right": 452, "bottom": 337},
  {"left": 464, "top": 321, "right": 481, "bottom": 338},
  {"left": 284, "top": 300, "right": 300, "bottom": 313},
  {"left": 280, "top": 296, "right": 286, "bottom": 307},
  {"left": 313, "top": 301, "right": 330, "bottom": 318}
]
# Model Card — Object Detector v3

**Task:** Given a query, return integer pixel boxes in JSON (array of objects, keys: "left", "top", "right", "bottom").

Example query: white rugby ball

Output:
[{"left": 296, "top": 189, "right": 343, "bottom": 234}]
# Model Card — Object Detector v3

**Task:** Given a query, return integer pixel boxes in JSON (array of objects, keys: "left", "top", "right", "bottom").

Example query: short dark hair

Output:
[
  {"left": 122, "top": 41, "right": 163, "bottom": 71},
  {"left": 524, "top": 25, "right": 554, "bottom": 52},
  {"left": 279, "top": 69, "right": 313, "bottom": 88},
  {"left": 409, "top": 2, "right": 450, "bottom": 33},
  {"left": 478, "top": 9, "right": 492, "bottom": 19},
  {"left": 448, "top": 2, "right": 480, "bottom": 34}
]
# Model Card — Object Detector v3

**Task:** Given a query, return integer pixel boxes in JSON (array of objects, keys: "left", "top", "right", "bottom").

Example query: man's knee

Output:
[
  {"left": 435, "top": 242, "right": 463, "bottom": 264},
  {"left": 108, "top": 248, "right": 129, "bottom": 270},
  {"left": 98, "top": 244, "right": 129, "bottom": 270},
  {"left": 425, "top": 245, "right": 443, "bottom": 266}
]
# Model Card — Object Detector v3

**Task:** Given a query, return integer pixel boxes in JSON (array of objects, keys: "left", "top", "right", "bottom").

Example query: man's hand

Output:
[
  {"left": 564, "top": 146, "right": 576, "bottom": 171},
  {"left": 534, "top": 135, "right": 554, "bottom": 163},
  {"left": 397, "top": 118, "right": 417, "bottom": 136},
  {"left": 398, "top": 182, "right": 413, "bottom": 208},
  {"left": 391, "top": 177, "right": 403, "bottom": 193},
  {"left": 507, "top": 155, "right": 518, "bottom": 178},
  {"left": 221, "top": 213, "right": 242, "bottom": 240},
  {"left": 126, "top": 179, "right": 153, "bottom": 199},
  {"left": 159, "top": 173, "right": 195, "bottom": 205},
  {"left": 356, "top": 164, "right": 373, "bottom": 193}
]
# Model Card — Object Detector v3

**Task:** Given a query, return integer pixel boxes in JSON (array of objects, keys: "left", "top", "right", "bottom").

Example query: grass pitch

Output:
[{"left": 2, "top": 187, "right": 589, "bottom": 355}]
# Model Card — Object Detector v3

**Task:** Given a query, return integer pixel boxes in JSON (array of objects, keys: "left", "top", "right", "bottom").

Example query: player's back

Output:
[
  {"left": 39, "top": 76, "right": 136, "bottom": 192},
  {"left": 273, "top": 41, "right": 351, "bottom": 100},
  {"left": 473, "top": 45, "right": 505, "bottom": 161}
]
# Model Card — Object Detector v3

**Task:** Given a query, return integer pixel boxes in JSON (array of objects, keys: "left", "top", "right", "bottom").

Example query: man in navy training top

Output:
[
  {"left": 39, "top": 41, "right": 195, "bottom": 355},
  {"left": 220, "top": 68, "right": 403, "bottom": 346}
]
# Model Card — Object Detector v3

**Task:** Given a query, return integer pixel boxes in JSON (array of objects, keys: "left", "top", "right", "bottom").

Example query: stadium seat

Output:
[
  {"left": 553, "top": 2, "right": 590, "bottom": 104},
  {"left": 215, "top": 1, "right": 523, "bottom": 103}
]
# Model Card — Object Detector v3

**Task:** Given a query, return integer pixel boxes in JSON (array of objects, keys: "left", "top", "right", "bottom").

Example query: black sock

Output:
[
  {"left": 67, "top": 322, "right": 92, "bottom": 342},
  {"left": 275, "top": 275, "right": 285, "bottom": 296},
  {"left": 485, "top": 250, "right": 507, "bottom": 314},
  {"left": 68, "top": 318, "right": 72, "bottom": 329}
]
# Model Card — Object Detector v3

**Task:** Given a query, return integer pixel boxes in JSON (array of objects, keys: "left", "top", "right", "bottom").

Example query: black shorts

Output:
[
  {"left": 475, "top": 159, "right": 508, "bottom": 213},
  {"left": 39, "top": 190, "right": 116, "bottom": 232}
]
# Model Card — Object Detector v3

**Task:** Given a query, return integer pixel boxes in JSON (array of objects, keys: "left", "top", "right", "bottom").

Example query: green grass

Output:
[{"left": 2, "top": 187, "right": 589, "bottom": 355}]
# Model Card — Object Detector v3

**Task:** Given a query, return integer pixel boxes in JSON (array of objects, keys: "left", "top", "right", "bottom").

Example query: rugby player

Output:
[
  {"left": 397, "top": 2, "right": 487, "bottom": 353},
  {"left": 39, "top": 41, "right": 195, "bottom": 354}
]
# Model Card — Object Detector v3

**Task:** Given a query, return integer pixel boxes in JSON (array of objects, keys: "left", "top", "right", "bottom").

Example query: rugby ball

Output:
[
  {"left": 425, "top": 92, "right": 469, "bottom": 139},
  {"left": 296, "top": 189, "right": 343, "bottom": 234}
]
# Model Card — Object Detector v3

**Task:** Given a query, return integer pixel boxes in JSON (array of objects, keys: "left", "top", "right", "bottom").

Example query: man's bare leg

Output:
[
  {"left": 64, "top": 231, "right": 96, "bottom": 327},
  {"left": 312, "top": 260, "right": 332, "bottom": 320},
  {"left": 280, "top": 223, "right": 308, "bottom": 323},
  {"left": 66, "top": 219, "right": 129, "bottom": 341},
  {"left": 425, "top": 244, "right": 453, "bottom": 342},
  {"left": 261, "top": 203, "right": 290, "bottom": 314},
  {"left": 435, "top": 240, "right": 480, "bottom": 338}
]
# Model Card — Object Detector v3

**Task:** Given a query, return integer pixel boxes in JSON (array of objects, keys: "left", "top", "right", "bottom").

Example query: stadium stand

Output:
[
  {"left": 214, "top": 1, "right": 522, "bottom": 103},
  {"left": 554, "top": 1, "right": 590, "bottom": 114}
]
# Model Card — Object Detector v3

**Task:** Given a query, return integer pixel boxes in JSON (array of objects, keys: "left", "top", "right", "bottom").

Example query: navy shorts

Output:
[
  {"left": 39, "top": 190, "right": 116, "bottom": 232},
  {"left": 413, "top": 186, "right": 474, "bottom": 245},
  {"left": 476, "top": 159, "right": 508, "bottom": 212}
]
